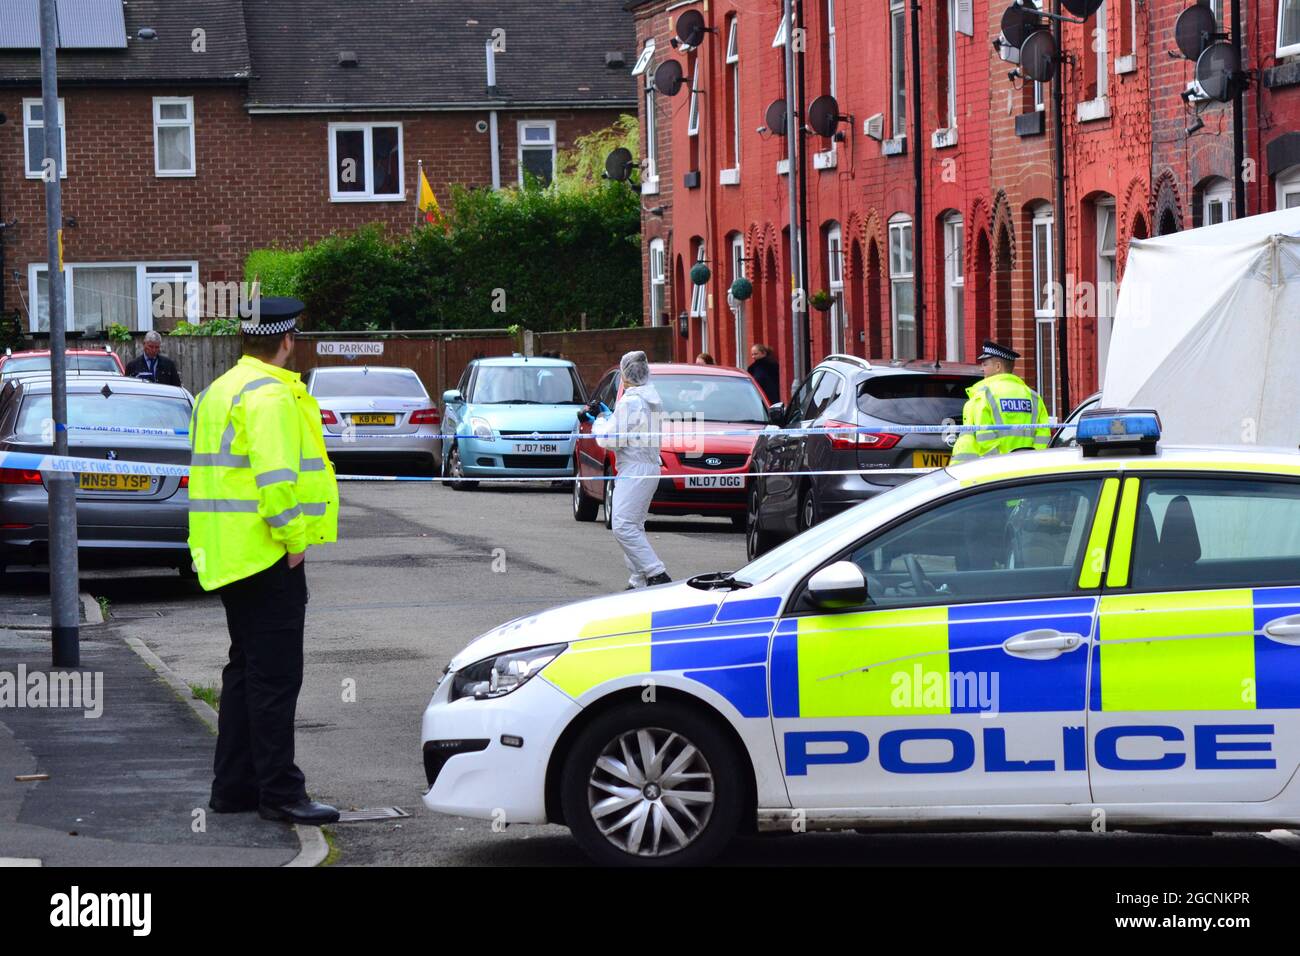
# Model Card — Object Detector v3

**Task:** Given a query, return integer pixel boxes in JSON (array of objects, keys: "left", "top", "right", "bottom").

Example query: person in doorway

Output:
[
  {"left": 747, "top": 343, "right": 780, "bottom": 404},
  {"left": 585, "top": 351, "right": 671, "bottom": 589}
]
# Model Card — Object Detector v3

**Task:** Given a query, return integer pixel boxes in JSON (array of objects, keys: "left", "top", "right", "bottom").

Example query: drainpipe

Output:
[
  {"left": 909, "top": 0, "right": 926, "bottom": 360},
  {"left": 486, "top": 40, "right": 501, "bottom": 190}
]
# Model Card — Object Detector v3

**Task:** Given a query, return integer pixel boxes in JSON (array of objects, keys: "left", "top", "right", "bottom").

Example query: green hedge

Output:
[{"left": 244, "top": 147, "right": 643, "bottom": 333}]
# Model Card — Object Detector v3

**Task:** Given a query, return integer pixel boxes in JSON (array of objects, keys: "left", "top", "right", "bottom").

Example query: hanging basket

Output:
[
  {"left": 690, "top": 261, "right": 712, "bottom": 286},
  {"left": 729, "top": 276, "right": 753, "bottom": 301}
]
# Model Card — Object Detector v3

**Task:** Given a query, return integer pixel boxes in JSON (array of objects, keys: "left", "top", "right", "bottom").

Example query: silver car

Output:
[
  {"left": 0, "top": 374, "right": 193, "bottom": 578},
  {"left": 306, "top": 366, "right": 442, "bottom": 475}
]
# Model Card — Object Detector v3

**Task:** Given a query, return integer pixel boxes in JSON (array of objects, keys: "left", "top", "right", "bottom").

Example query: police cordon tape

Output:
[{"left": 0, "top": 447, "right": 937, "bottom": 483}]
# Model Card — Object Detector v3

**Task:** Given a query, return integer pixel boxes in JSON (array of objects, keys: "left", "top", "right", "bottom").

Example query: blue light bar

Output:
[{"left": 1076, "top": 408, "right": 1162, "bottom": 456}]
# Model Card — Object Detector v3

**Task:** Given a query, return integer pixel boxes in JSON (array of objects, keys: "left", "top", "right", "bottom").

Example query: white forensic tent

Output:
[{"left": 1102, "top": 206, "right": 1300, "bottom": 447}]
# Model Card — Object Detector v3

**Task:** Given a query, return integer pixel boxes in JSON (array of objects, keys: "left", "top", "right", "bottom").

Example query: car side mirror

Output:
[
  {"left": 806, "top": 561, "right": 868, "bottom": 610},
  {"left": 767, "top": 403, "right": 785, "bottom": 425},
  {"left": 442, "top": 389, "right": 463, "bottom": 405}
]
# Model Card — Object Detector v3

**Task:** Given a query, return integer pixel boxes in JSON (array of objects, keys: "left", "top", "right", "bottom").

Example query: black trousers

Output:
[{"left": 212, "top": 555, "right": 309, "bottom": 807}]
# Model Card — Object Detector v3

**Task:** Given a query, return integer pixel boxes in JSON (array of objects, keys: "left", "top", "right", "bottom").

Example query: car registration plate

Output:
[
  {"left": 912, "top": 451, "right": 951, "bottom": 468},
  {"left": 79, "top": 473, "right": 151, "bottom": 492},
  {"left": 684, "top": 475, "right": 745, "bottom": 489},
  {"left": 513, "top": 443, "right": 558, "bottom": 454},
  {"left": 350, "top": 413, "right": 396, "bottom": 426}
]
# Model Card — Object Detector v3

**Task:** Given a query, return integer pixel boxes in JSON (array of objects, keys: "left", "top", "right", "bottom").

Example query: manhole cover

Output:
[{"left": 335, "top": 807, "right": 411, "bottom": 823}]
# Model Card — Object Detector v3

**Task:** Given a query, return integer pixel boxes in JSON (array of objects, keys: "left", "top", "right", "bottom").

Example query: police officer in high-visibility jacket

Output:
[
  {"left": 951, "top": 339, "right": 1051, "bottom": 464},
  {"left": 188, "top": 297, "right": 340, "bottom": 825}
]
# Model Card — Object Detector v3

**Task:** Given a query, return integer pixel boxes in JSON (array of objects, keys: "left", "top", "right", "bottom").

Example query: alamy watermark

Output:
[{"left": 0, "top": 665, "right": 103, "bottom": 718}]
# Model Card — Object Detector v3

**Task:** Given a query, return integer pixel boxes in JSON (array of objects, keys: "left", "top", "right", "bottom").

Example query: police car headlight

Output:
[
  {"left": 469, "top": 417, "right": 496, "bottom": 442},
  {"left": 449, "top": 643, "right": 566, "bottom": 701}
]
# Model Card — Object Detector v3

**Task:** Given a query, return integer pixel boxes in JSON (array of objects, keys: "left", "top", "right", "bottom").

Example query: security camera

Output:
[{"left": 475, "top": 119, "right": 489, "bottom": 134}]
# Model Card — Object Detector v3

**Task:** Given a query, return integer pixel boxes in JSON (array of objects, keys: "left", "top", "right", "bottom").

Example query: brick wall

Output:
[
  {"left": 533, "top": 325, "right": 673, "bottom": 391},
  {"left": 0, "top": 84, "right": 626, "bottom": 329}
]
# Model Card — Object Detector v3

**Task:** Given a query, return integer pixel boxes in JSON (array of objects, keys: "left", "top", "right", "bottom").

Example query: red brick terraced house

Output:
[
  {"left": 0, "top": 0, "right": 636, "bottom": 334},
  {"left": 629, "top": 0, "right": 1300, "bottom": 416}
]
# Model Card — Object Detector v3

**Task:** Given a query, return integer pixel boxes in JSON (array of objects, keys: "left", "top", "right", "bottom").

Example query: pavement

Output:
[
  {"left": 0, "top": 620, "right": 301, "bottom": 866},
  {"left": 35, "top": 478, "right": 1298, "bottom": 867}
]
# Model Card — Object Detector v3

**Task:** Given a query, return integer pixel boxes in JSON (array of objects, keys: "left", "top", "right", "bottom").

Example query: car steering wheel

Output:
[{"left": 904, "top": 554, "right": 935, "bottom": 596}]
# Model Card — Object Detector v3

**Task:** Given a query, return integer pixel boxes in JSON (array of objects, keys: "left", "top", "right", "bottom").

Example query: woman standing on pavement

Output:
[{"left": 585, "top": 351, "right": 671, "bottom": 589}]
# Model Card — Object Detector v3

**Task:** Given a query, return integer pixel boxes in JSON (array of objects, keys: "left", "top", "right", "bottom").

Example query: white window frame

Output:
[
  {"left": 827, "top": 0, "right": 838, "bottom": 99},
  {"left": 1280, "top": 0, "right": 1300, "bottom": 58},
  {"left": 28, "top": 260, "right": 200, "bottom": 334},
  {"left": 888, "top": 214, "right": 915, "bottom": 359},
  {"left": 725, "top": 18, "right": 741, "bottom": 179},
  {"left": 826, "top": 223, "right": 846, "bottom": 355},
  {"left": 1034, "top": 80, "right": 1045, "bottom": 111},
  {"left": 690, "top": 244, "right": 708, "bottom": 318},
  {"left": 631, "top": 38, "right": 656, "bottom": 76},
  {"left": 890, "top": 1, "right": 907, "bottom": 139},
  {"left": 649, "top": 238, "right": 667, "bottom": 326},
  {"left": 942, "top": 213, "right": 964, "bottom": 362},
  {"left": 1202, "top": 177, "right": 1233, "bottom": 226},
  {"left": 945, "top": 0, "right": 959, "bottom": 130},
  {"left": 1031, "top": 206, "right": 1057, "bottom": 415},
  {"left": 688, "top": 58, "right": 702, "bottom": 137},
  {"left": 153, "top": 96, "right": 196, "bottom": 177},
  {"left": 1096, "top": 2, "right": 1110, "bottom": 99},
  {"left": 730, "top": 233, "right": 748, "bottom": 362},
  {"left": 773, "top": 12, "right": 789, "bottom": 48},
  {"left": 1278, "top": 166, "right": 1300, "bottom": 209},
  {"left": 1208, "top": 0, "right": 1223, "bottom": 28},
  {"left": 1096, "top": 199, "right": 1118, "bottom": 387},
  {"left": 517, "top": 120, "right": 558, "bottom": 187},
  {"left": 23, "top": 98, "right": 66, "bottom": 180},
  {"left": 328, "top": 122, "right": 405, "bottom": 202}
]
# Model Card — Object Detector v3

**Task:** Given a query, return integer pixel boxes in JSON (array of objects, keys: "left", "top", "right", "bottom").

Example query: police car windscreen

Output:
[
  {"left": 312, "top": 370, "right": 427, "bottom": 398},
  {"left": 857, "top": 374, "right": 977, "bottom": 424},
  {"left": 17, "top": 393, "right": 191, "bottom": 437},
  {"left": 471, "top": 366, "right": 584, "bottom": 404},
  {"left": 656, "top": 375, "right": 768, "bottom": 422}
]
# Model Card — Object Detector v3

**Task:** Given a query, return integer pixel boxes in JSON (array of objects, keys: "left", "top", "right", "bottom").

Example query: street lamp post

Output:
[{"left": 39, "top": 0, "right": 81, "bottom": 667}]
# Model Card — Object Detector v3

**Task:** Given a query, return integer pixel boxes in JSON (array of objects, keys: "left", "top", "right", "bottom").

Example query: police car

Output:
[{"left": 421, "top": 410, "right": 1300, "bottom": 865}]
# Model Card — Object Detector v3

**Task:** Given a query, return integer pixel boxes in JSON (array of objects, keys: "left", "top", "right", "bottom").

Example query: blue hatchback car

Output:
[{"left": 440, "top": 356, "right": 589, "bottom": 488}]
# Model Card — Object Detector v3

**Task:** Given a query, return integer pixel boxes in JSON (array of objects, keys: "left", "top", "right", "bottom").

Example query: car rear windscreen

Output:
[
  {"left": 2, "top": 355, "right": 120, "bottom": 377},
  {"left": 312, "top": 370, "right": 427, "bottom": 398},
  {"left": 857, "top": 374, "right": 978, "bottom": 424},
  {"left": 470, "top": 366, "right": 584, "bottom": 404},
  {"left": 656, "top": 375, "right": 768, "bottom": 423},
  {"left": 18, "top": 393, "right": 192, "bottom": 437}
]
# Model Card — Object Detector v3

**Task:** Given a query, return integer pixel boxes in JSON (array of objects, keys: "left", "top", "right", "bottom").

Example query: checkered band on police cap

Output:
[
  {"left": 976, "top": 339, "right": 1019, "bottom": 362},
  {"left": 241, "top": 296, "right": 304, "bottom": 336}
]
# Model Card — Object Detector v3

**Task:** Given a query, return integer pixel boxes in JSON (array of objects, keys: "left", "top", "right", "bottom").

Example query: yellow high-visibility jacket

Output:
[
  {"left": 187, "top": 356, "right": 338, "bottom": 590},
  {"left": 951, "top": 373, "right": 1050, "bottom": 464}
]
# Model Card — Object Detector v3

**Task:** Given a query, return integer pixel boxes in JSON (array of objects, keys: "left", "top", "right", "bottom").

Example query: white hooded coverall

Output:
[{"left": 593, "top": 382, "right": 667, "bottom": 588}]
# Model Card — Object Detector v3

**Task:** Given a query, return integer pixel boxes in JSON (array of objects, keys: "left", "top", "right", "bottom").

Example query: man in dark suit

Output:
[{"left": 125, "top": 331, "right": 182, "bottom": 387}]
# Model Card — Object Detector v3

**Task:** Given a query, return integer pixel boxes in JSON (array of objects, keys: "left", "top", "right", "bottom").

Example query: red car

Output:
[
  {"left": 572, "top": 362, "right": 773, "bottom": 529},
  {"left": 0, "top": 347, "right": 126, "bottom": 381}
]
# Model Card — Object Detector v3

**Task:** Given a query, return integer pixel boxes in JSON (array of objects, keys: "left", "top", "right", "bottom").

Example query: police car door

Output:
[
  {"left": 772, "top": 476, "right": 1116, "bottom": 808},
  {"left": 1090, "top": 473, "right": 1300, "bottom": 804}
]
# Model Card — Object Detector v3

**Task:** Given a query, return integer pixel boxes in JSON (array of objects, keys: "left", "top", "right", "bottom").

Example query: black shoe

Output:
[
  {"left": 646, "top": 572, "right": 672, "bottom": 586},
  {"left": 258, "top": 799, "right": 340, "bottom": 825},
  {"left": 209, "top": 796, "right": 259, "bottom": 813}
]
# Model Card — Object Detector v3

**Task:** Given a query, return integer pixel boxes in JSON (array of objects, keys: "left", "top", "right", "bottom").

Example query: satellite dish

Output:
[
  {"left": 1195, "top": 40, "right": 1241, "bottom": 102},
  {"left": 653, "top": 59, "right": 685, "bottom": 96},
  {"left": 1174, "top": 3, "right": 1218, "bottom": 61},
  {"left": 764, "top": 99, "right": 788, "bottom": 136},
  {"left": 1019, "top": 30, "right": 1057, "bottom": 83},
  {"left": 604, "top": 147, "right": 634, "bottom": 182},
  {"left": 1060, "top": 0, "right": 1105, "bottom": 17},
  {"left": 675, "top": 9, "right": 708, "bottom": 48},
  {"left": 999, "top": 1, "right": 1040, "bottom": 49},
  {"left": 807, "top": 95, "right": 843, "bottom": 138}
]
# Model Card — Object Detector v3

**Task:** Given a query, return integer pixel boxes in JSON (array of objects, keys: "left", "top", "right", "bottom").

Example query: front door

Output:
[
  {"left": 1090, "top": 474, "right": 1300, "bottom": 804},
  {"left": 772, "top": 476, "right": 1115, "bottom": 808}
]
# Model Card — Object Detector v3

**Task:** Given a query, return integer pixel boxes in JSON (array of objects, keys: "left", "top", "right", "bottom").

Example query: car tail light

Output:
[
  {"left": 321, "top": 409, "right": 338, "bottom": 425},
  {"left": 0, "top": 468, "right": 43, "bottom": 485},
  {"left": 180, "top": 475, "right": 189, "bottom": 488},
  {"left": 824, "top": 422, "right": 903, "bottom": 451},
  {"left": 409, "top": 408, "right": 440, "bottom": 425}
]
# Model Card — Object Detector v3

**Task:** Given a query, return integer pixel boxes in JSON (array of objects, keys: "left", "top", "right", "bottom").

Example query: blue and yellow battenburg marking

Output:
[
  {"left": 541, "top": 597, "right": 781, "bottom": 716},
  {"left": 1091, "top": 586, "right": 1300, "bottom": 712}
]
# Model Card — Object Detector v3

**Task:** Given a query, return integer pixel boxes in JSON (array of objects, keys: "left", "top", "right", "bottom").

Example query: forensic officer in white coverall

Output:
[{"left": 587, "top": 351, "right": 671, "bottom": 589}]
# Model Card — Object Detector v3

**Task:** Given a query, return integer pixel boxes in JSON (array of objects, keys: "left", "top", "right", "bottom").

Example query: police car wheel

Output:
[{"left": 561, "top": 702, "right": 743, "bottom": 866}]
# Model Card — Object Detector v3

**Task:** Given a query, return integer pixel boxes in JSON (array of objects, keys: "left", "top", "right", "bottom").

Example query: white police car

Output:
[{"left": 421, "top": 410, "right": 1300, "bottom": 865}]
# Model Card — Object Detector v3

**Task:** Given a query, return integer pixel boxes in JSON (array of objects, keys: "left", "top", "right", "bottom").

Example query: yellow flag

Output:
[{"left": 418, "top": 166, "right": 443, "bottom": 226}]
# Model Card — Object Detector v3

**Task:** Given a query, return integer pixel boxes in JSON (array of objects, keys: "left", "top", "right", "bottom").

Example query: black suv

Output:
[{"left": 745, "top": 355, "right": 981, "bottom": 558}]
